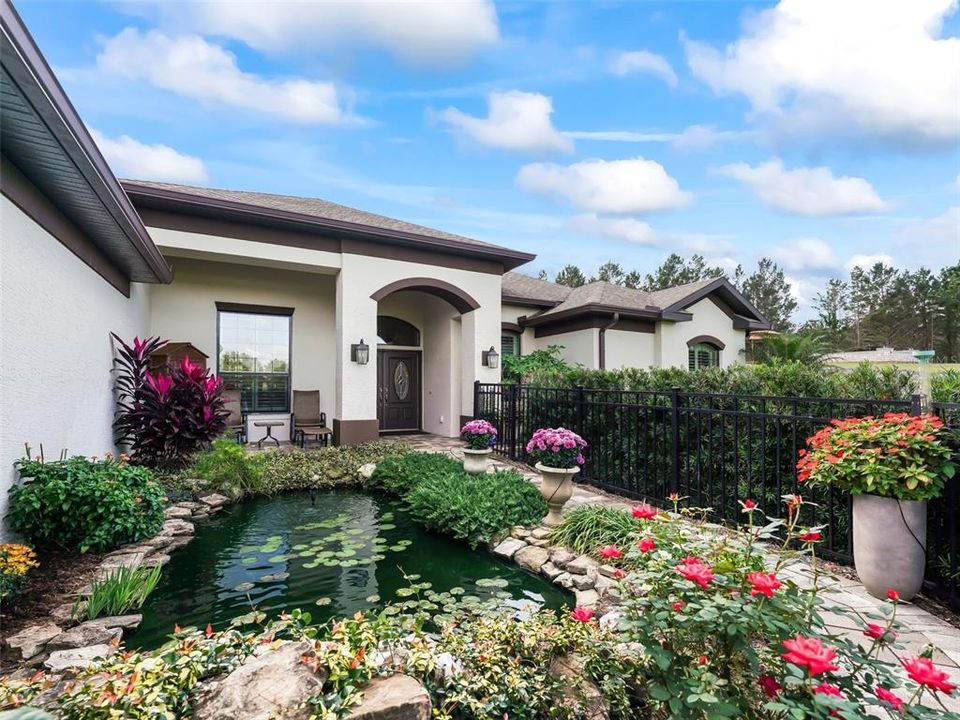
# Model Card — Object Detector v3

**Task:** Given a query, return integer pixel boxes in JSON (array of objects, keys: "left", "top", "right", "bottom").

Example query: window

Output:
[
  {"left": 217, "top": 307, "right": 292, "bottom": 413},
  {"left": 377, "top": 316, "right": 420, "bottom": 346},
  {"left": 501, "top": 330, "right": 521, "bottom": 357},
  {"left": 688, "top": 342, "right": 720, "bottom": 371}
]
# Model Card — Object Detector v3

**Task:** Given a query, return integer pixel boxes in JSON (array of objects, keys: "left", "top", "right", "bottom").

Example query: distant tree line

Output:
[{"left": 537, "top": 256, "right": 960, "bottom": 361}]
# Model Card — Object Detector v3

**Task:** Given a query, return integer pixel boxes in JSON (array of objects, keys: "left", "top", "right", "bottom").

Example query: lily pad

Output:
[{"left": 232, "top": 582, "right": 255, "bottom": 593}]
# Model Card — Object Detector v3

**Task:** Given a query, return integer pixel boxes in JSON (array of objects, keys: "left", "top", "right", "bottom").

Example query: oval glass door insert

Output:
[{"left": 393, "top": 361, "right": 410, "bottom": 400}]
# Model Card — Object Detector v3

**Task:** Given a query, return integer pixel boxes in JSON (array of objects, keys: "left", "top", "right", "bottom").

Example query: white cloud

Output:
[
  {"left": 672, "top": 125, "right": 752, "bottom": 149},
  {"left": 89, "top": 129, "right": 208, "bottom": 182},
  {"left": 563, "top": 124, "right": 751, "bottom": 149},
  {"left": 568, "top": 213, "right": 659, "bottom": 245},
  {"left": 717, "top": 159, "right": 887, "bottom": 216},
  {"left": 563, "top": 130, "right": 679, "bottom": 143},
  {"left": 684, "top": 0, "right": 960, "bottom": 145},
  {"left": 768, "top": 237, "right": 839, "bottom": 273},
  {"left": 438, "top": 91, "right": 572, "bottom": 154},
  {"left": 516, "top": 157, "right": 693, "bottom": 213},
  {"left": 846, "top": 253, "right": 896, "bottom": 271},
  {"left": 141, "top": 0, "right": 499, "bottom": 66},
  {"left": 610, "top": 50, "right": 678, "bottom": 87},
  {"left": 97, "top": 28, "right": 351, "bottom": 124},
  {"left": 895, "top": 206, "right": 960, "bottom": 268}
]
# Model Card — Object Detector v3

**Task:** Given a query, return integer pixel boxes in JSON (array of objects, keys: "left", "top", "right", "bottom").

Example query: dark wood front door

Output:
[{"left": 377, "top": 350, "right": 420, "bottom": 432}]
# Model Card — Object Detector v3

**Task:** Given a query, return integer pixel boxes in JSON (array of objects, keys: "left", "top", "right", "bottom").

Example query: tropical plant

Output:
[
  {"left": 798, "top": 413, "right": 956, "bottom": 500},
  {"left": 932, "top": 369, "right": 960, "bottom": 403},
  {"left": 0, "top": 544, "right": 38, "bottom": 601},
  {"left": 112, "top": 334, "right": 228, "bottom": 469},
  {"left": 9, "top": 454, "right": 165, "bottom": 553},
  {"left": 502, "top": 345, "right": 571, "bottom": 383},
  {"left": 74, "top": 564, "right": 163, "bottom": 621},
  {"left": 405, "top": 468, "right": 547, "bottom": 547},
  {"left": 525, "top": 427, "right": 587, "bottom": 469},
  {"left": 547, "top": 505, "right": 643, "bottom": 554},
  {"left": 753, "top": 332, "right": 827, "bottom": 365},
  {"left": 460, "top": 419, "right": 497, "bottom": 450},
  {"left": 181, "top": 439, "right": 266, "bottom": 499},
  {"left": 368, "top": 452, "right": 461, "bottom": 496}
]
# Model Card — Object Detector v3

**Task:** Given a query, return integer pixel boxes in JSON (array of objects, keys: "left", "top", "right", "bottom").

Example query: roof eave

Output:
[
  {"left": 122, "top": 182, "right": 536, "bottom": 272},
  {"left": 501, "top": 293, "right": 561, "bottom": 309},
  {"left": 521, "top": 303, "right": 664, "bottom": 327}
]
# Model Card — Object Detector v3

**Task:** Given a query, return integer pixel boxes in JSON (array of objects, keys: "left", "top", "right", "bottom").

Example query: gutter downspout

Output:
[{"left": 598, "top": 312, "right": 620, "bottom": 370}]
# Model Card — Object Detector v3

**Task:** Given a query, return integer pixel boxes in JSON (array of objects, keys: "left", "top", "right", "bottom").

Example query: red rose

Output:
[
  {"left": 875, "top": 687, "right": 904, "bottom": 712},
  {"left": 697, "top": 655, "right": 708, "bottom": 666},
  {"left": 758, "top": 674, "right": 781, "bottom": 698},
  {"left": 799, "top": 531, "right": 821, "bottom": 543},
  {"left": 863, "top": 623, "right": 897, "bottom": 642},
  {"left": 598, "top": 545, "right": 623, "bottom": 560},
  {"left": 676, "top": 559, "right": 714, "bottom": 589},
  {"left": 638, "top": 537, "right": 656, "bottom": 553},
  {"left": 886, "top": 588, "right": 900, "bottom": 601},
  {"left": 747, "top": 572, "right": 781, "bottom": 598},
  {"left": 671, "top": 601, "right": 685, "bottom": 612},
  {"left": 902, "top": 657, "right": 957, "bottom": 694},
  {"left": 571, "top": 606, "right": 595, "bottom": 623},
  {"left": 612, "top": 569, "right": 625, "bottom": 579},
  {"left": 742, "top": 498, "right": 757, "bottom": 510},
  {"left": 632, "top": 503, "right": 657, "bottom": 520},
  {"left": 813, "top": 682, "right": 844, "bottom": 716},
  {"left": 781, "top": 635, "right": 838, "bottom": 677}
]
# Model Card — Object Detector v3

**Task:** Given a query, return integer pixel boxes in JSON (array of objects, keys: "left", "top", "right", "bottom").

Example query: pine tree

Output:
[
  {"left": 737, "top": 258, "right": 798, "bottom": 331},
  {"left": 554, "top": 264, "right": 587, "bottom": 288}
]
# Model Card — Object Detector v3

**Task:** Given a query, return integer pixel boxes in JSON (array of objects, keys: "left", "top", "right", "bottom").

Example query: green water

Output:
[{"left": 128, "top": 489, "right": 570, "bottom": 648}]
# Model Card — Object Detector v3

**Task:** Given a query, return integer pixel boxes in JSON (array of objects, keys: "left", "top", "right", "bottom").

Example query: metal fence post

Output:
[
  {"left": 670, "top": 386, "right": 681, "bottom": 494},
  {"left": 575, "top": 385, "right": 585, "bottom": 438},
  {"left": 910, "top": 393, "right": 922, "bottom": 416}
]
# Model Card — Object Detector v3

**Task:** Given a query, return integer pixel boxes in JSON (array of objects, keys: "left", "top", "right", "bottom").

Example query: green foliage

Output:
[
  {"left": 751, "top": 332, "right": 826, "bottom": 365},
  {"left": 735, "top": 257, "right": 798, "bottom": 331},
  {"left": 368, "top": 452, "right": 462, "bottom": 496},
  {"left": 181, "top": 439, "right": 267, "bottom": 499},
  {"left": 502, "top": 345, "right": 572, "bottom": 383},
  {"left": 74, "top": 565, "right": 162, "bottom": 621},
  {"left": 9, "top": 456, "right": 165, "bottom": 554},
  {"left": 932, "top": 369, "right": 960, "bottom": 403},
  {"left": 259, "top": 441, "right": 411, "bottom": 494},
  {"left": 405, "top": 468, "right": 547, "bottom": 548},
  {"left": 547, "top": 505, "right": 640, "bottom": 554},
  {"left": 0, "top": 544, "right": 38, "bottom": 603}
]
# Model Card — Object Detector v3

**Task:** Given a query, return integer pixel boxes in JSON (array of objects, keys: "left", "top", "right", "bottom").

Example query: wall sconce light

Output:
[
  {"left": 482, "top": 346, "right": 499, "bottom": 369},
  {"left": 351, "top": 339, "right": 370, "bottom": 365}
]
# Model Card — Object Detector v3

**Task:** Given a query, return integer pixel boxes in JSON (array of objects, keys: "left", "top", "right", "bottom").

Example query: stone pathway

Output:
[{"left": 396, "top": 433, "right": 960, "bottom": 714}]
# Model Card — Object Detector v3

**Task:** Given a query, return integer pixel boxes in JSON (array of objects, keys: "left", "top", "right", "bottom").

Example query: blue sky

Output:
[{"left": 16, "top": 0, "right": 960, "bottom": 319}]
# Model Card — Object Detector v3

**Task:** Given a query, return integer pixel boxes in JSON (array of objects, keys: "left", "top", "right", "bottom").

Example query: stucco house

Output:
[{"left": 0, "top": 1, "right": 767, "bottom": 529}]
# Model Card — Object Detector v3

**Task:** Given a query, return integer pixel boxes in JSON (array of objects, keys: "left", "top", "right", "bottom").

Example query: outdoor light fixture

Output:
[
  {"left": 351, "top": 339, "right": 370, "bottom": 365},
  {"left": 482, "top": 346, "right": 499, "bottom": 369}
]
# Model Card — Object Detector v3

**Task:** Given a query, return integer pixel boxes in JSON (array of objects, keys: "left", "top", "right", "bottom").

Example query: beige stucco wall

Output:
[
  {"left": 1, "top": 196, "right": 150, "bottom": 539},
  {"left": 552, "top": 328, "right": 598, "bottom": 368},
  {"left": 501, "top": 303, "right": 540, "bottom": 355},
  {"left": 603, "top": 329, "right": 657, "bottom": 370},
  {"left": 148, "top": 257, "right": 337, "bottom": 428},
  {"left": 656, "top": 297, "right": 746, "bottom": 369}
]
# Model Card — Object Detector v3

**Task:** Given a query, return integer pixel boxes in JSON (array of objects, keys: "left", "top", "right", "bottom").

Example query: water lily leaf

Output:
[
  {"left": 315, "top": 597, "right": 332, "bottom": 606},
  {"left": 232, "top": 582, "right": 255, "bottom": 593}
]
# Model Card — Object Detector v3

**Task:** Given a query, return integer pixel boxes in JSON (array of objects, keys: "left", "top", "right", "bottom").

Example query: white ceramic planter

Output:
[
  {"left": 463, "top": 448, "right": 493, "bottom": 475},
  {"left": 536, "top": 463, "right": 580, "bottom": 526},
  {"left": 853, "top": 493, "right": 927, "bottom": 601}
]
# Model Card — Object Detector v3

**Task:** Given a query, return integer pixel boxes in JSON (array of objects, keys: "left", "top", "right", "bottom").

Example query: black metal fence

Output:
[{"left": 474, "top": 382, "right": 960, "bottom": 608}]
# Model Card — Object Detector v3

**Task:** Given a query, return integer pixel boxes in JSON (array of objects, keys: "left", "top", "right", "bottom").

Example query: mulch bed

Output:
[{"left": 1, "top": 548, "right": 104, "bottom": 640}]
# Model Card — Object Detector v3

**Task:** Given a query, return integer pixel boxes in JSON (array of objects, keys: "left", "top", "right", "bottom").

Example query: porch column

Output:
[
  {"left": 334, "top": 268, "right": 379, "bottom": 445},
  {"left": 459, "top": 308, "right": 501, "bottom": 425}
]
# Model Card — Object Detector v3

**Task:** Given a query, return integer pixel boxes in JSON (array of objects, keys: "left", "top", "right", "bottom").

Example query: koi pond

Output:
[{"left": 128, "top": 489, "right": 570, "bottom": 648}]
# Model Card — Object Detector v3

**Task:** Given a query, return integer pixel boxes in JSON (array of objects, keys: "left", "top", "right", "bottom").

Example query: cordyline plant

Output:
[
  {"left": 591, "top": 495, "right": 957, "bottom": 718},
  {"left": 112, "top": 334, "right": 228, "bottom": 469},
  {"left": 460, "top": 419, "right": 497, "bottom": 450},
  {"left": 797, "top": 413, "right": 956, "bottom": 501}
]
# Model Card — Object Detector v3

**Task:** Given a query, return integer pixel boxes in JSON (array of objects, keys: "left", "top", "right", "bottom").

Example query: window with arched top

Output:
[
  {"left": 688, "top": 339, "right": 722, "bottom": 370},
  {"left": 376, "top": 316, "right": 420, "bottom": 346}
]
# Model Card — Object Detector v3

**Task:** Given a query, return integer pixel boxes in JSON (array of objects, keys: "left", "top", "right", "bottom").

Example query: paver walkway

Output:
[{"left": 395, "top": 432, "right": 960, "bottom": 714}]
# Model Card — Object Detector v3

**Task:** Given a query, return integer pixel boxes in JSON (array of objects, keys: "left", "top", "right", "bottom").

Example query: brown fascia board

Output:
[
  {"left": 520, "top": 303, "right": 679, "bottom": 328},
  {"left": 662, "top": 276, "right": 769, "bottom": 328},
  {"left": 122, "top": 182, "right": 537, "bottom": 272},
  {"left": 501, "top": 293, "right": 561, "bottom": 309},
  {"left": 0, "top": 1, "right": 171, "bottom": 284}
]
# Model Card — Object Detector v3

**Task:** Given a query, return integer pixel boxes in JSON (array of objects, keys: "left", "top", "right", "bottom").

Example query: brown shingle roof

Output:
[{"left": 502, "top": 272, "right": 572, "bottom": 305}]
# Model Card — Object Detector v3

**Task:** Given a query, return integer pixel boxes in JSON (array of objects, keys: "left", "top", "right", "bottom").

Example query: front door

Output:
[{"left": 377, "top": 350, "right": 420, "bottom": 432}]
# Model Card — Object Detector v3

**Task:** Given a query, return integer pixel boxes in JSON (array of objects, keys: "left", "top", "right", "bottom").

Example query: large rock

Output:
[
  {"left": 513, "top": 546, "right": 550, "bottom": 573},
  {"left": 44, "top": 643, "right": 117, "bottom": 674},
  {"left": 3, "top": 622, "right": 62, "bottom": 661},
  {"left": 346, "top": 675, "right": 431, "bottom": 720},
  {"left": 358, "top": 463, "right": 377, "bottom": 480},
  {"left": 193, "top": 641, "right": 325, "bottom": 720},
  {"left": 165, "top": 506, "right": 193, "bottom": 519},
  {"left": 47, "top": 621, "right": 121, "bottom": 651},
  {"left": 162, "top": 518, "right": 195, "bottom": 536},
  {"left": 574, "top": 589, "right": 600, "bottom": 608},
  {"left": 540, "top": 562, "right": 564, "bottom": 581},
  {"left": 199, "top": 493, "right": 229, "bottom": 509},
  {"left": 565, "top": 555, "right": 600, "bottom": 576},
  {"left": 491, "top": 538, "right": 526, "bottom": 560},
  {"left": 572, "top": 573, "right": 597, "bottom": 591},
  {"left": 549, "top": 655, "right": 609, "bottom": 720},
  {"left": 549, "top": 548, "right": 577, "bottom": 569},
  {"left": 83, "top": 614, "right": 142, "bottom": 631}
]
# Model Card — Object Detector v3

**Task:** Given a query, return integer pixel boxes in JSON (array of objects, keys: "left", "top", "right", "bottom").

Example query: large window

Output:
[
  {"left": 501, "top": 330, "right": 521, "bottom": 358},
  {"left": 217, "top": 306, "right": 292, "bottom": 412},
  {"left": 688, "top": 342, "right": 720, "bottom": 371},
  {"left": 377, "top": 316, "right": 420, "bottom": 346}
]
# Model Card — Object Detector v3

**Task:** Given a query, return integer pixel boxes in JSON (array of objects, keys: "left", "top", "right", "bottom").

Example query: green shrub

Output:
[
  {"left": 9, "top": 456, "right": 165, "bottom": 553},
  {"left": 932, "top": 368, "right": 960, "bottom": 403},
  {"left": 368, "top": 452, "right": 463, "bottom": 496},
  {"left": 260, "top": 441, "right": 411, "bottom": 493},
  {"left": 405, "top": 468, "right": 547, "bottom": 548},
  {"left": 74, "top": 565, "right": 162, "bottom": 621},
  {"left": 548, "top": 505, "right": 639, "bottom": 554},
  {"left": 181, "top": 439, "right": 266, "bottom": 499}
]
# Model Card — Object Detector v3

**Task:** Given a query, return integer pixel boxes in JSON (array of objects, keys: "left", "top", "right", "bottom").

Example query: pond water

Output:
[{"left": 128, "top": 489, "right": 570, "bottom": 648}]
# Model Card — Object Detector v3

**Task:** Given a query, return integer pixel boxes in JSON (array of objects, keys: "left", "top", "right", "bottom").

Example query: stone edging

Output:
[{"left": 2, "top": 493, "right": 228, "bottom": 673}]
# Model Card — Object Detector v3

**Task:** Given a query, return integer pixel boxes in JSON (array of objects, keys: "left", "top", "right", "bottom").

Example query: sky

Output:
[{"left": 16, "top": 0, "right": 960, "bottom": 321}]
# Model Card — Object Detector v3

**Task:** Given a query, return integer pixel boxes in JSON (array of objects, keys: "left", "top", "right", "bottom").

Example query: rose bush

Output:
[
  {"left": 525, "top": 427, "right": 587, "bottom": 469},
  {"left": 797, "top": 413, "right": 955, "bottom": 500},
  {"left": 460, "top": 419, "right": 497, "bottom": 450}
]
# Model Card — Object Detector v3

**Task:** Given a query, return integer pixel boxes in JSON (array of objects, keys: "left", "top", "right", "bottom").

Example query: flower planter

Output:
[
  {"left": 463, "top": 448, "right": 493, "bottom": 475},
  {"left": 536, "top": 463, "right": 580, "bottom": 526},
  {"left": 853, "top": 493, "right": 927, "bottom": 601}
]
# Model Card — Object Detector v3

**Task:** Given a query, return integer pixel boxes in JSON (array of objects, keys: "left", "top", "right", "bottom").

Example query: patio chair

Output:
[
  {"left": 223, "top": 390, "right": 247, "bottom": 444},
  {"left": 292, "top": 389, "right": 331, "bottom": 448}
]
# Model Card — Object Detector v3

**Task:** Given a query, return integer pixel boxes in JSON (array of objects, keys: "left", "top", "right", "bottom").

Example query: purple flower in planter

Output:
[
  {"left": 461, "top": 419, "right": 498, "bottom": 450},
  {"left": 525, "top": 427, "right": 587, "bottom": 469}
]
